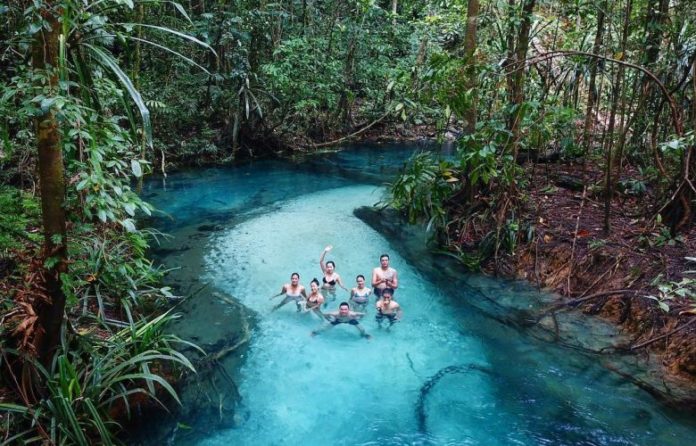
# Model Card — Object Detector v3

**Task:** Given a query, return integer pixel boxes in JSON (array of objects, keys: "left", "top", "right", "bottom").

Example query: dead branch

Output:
[
  {"left": 309, "top": 111, "right": 391, "bottom": 149},
  {"left": 630, "top": 317, "right": 696, "bottom": 351},
  {"left": 566, "top": 187, "right": 587, "bottom": 294},
  {"left": 536, "top": 289, "right": 638, "bottom": 321}
]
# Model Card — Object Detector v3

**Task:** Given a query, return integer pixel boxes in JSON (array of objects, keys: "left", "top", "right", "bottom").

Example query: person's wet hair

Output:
[
  {"left": 339, "top": 302, "right": 350, "bottom": 308},
  {"left": 291, "top": 272, "right": 300, "bottom": 279},
  {"left": 327, "top": 260, "right": 336, "bottom": 268},
  {"left": 380, "top": 254, "right": 390, "bottom": 261},
  {"left": 311, "top": 278, "right": 320, "bottom": 286},
  {"left": 356, "top": 274, "right": 365, "bottom": 281},
  {"left": 382, "top": 289, "right": 393, "bottom": 297}
]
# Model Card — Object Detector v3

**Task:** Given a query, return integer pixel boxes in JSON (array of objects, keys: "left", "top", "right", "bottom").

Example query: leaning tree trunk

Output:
[{"left": 32, "top": 3, "right": 68, "bottom": 367}]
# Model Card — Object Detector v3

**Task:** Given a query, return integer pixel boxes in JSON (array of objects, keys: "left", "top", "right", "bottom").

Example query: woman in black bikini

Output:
[
  {"left": 305, "top": 279, "right": 325, "bottom": 317},
  {"left": 319, "top": 245, "right": 349, "bottom": 306}
]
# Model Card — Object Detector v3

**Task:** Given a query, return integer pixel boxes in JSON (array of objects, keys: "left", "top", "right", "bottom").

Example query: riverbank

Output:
[
  {"left": 356, "top": 196, "right": 696, "bottom": 409},
  {"left": 424, "top": 156, "right": 696, "bottom": 405}
]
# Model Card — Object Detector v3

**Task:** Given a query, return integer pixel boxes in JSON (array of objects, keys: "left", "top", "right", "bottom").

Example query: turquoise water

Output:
[{"left": 142, "top": 144, "right": 696, "bottom": 445}]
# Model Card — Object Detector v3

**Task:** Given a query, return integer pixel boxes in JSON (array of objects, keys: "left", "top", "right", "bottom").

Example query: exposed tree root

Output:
[
  {"left": 535, "top": 289, "right": 638, "bottom": 323},
  {"left": 416, "top": 364, "right": 493, "bottom": 433}
]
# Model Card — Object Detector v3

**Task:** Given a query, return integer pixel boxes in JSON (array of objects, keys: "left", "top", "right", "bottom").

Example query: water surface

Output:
[{"left": 143, "top": 144, "right": 696, "bottom": 445}]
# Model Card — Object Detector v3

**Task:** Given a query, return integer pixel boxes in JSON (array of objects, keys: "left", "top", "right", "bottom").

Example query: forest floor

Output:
[{"left": 475, "top": 160, "right": 696, "bottom": 405}]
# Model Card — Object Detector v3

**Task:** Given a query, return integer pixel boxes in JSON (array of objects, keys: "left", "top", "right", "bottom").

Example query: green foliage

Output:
[
  {"left": 0, "top": 186, "right": 41, "bottom": 252},
  {"left": 647, "top": 261, "right": 696, "bottom": 313},
  {"left": 261, "top": 37, "right": 343, "bottom": 126},
  {"left": 386, "top": 152, "right": 459, "bottom": 232},
  {"left": 527, "top": 104, "right": 581, "bottom": 157},
  {"left": 63, "top": 225, "right": 168, "bottom": 312},
  {"left": 1, "top": 312, "right": 197, "bottom": 445}
]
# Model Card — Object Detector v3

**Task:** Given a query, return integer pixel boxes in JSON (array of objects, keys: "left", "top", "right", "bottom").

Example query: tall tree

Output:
[
  {"left": 507, "top": 0, "right": 537, "bottom": 162},
  {"left": 31, "top": 0, "right": 68, "bottom": 367},
  {"left": 581, "top": 1, "right": 607, "bottom": 155},
  {"left": 462, "top": 0, "right": 480, "bottom": 135}
]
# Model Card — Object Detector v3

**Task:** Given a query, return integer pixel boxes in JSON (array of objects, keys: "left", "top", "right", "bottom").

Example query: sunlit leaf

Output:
[
  {"left": 120, "top": 218, "right": 136, "bottom": 232},
  {"left": 131, "top": 159, "right": 142, "bottom": 177}
]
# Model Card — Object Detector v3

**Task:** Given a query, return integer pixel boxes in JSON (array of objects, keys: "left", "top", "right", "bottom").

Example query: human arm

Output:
[
  {"left": 311, "top": 323, "right": 333, "bottom": 336},
  {"left": 321, "top": 311, "right": 338, "bottom": 322},
  {"left": 319, "top": 245, "right": 332, "bottom": 273},
  {"left": 371, "top": 268, "right": 381, "bottom": 288},
  {"left": 269, "top": 285, "right": 288, "bottom": 300},
  {"left": 336, "top": 274, "right": 349, "bottom": 292},
  {"left": 394, "top": 304, "right": 403, "bottom": 321},
  {"left": 387, "top": 270, "right": 398, "bottom": 290}
]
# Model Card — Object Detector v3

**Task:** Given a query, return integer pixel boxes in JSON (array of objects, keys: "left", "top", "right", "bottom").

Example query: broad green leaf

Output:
[
  {"left": 84, "top": 44, "right": 152, "bottom": 148},
  {"left": 120, "top": 219, "right": 136, "bottom": 232},
  {"left": 117, "top": 23, "right": 217, "bottom": 56},
  {"left": 126, "top": 36, "right": 210, "bottom": 74},
  {"left": 131, "top": 159, "right": 142, "bottom": 177},
  {"left": 170, "top": 2, "right": 193, "bottom": 24},
  {"left": 76, "top": 179, "right": 89, "bottom": 191},
  {"left": 123, "top": 202, "right": 136, "bottom": 216}
]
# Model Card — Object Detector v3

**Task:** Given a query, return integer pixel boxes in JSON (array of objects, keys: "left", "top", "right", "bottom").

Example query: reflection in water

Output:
[{"left": 142, "top": 145, "right": 696, "bottom": 445}]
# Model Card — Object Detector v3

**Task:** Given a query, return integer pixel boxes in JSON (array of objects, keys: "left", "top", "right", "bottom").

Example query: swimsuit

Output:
[
  {"left": 376, "top": 309, "right": 398, "bottom": 325},
  {"left": 286, "top": 291, "right": 303, "bottom": 301},
  {"left": 351, "top": 288, "right": 371, "bottom": 304},
  {"left": 330, "top": 317, "right": 360, "bottom": 326},
  {"left": 307, "top": 295, "right": 322, "bottom": 310},
  {"left": 322, "top": 277, "right": 337, "bottom": 286}
]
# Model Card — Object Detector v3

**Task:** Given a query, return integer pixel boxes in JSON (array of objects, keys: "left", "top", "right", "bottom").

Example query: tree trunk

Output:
[
  {"left": 507, "top": 0, "right": 537, "bottom": 162},
  {"left": 392, "top": 0, "right": 398, "bottom": 26},
  {"left": 612, "top": 0, "right": 633, "bottom": 174},
  {"left": 462, "top": 0, "right": 480, "bottom": 135},
  {"left": 32, "top": 3, "right": 68, "bottom": 367},
  {"left": 581, "top": 1, "right": 606, "bottom": 155}
]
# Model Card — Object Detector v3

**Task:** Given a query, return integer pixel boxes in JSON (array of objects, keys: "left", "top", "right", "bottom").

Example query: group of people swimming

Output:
[{"left": 269, "top": 246, "right": 403, "bottom": 339}]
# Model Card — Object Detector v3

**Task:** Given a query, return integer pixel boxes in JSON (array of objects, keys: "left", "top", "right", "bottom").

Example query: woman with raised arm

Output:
[{"left": 319, "top": 245, "right": 348, "bottom": 306}]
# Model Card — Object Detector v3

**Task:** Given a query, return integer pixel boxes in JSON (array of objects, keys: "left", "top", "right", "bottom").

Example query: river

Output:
[{"left": 140, "top": 143, "right": 696, "bottom": 445}]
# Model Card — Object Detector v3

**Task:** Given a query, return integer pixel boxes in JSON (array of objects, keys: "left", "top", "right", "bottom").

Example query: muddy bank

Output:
[{"left": 512, "top": 163, "right": 696, "bottom": 383}]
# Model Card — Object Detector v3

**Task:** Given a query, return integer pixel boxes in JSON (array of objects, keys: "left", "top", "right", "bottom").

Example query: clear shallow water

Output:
[{"left": 142, "top": 144, "right": 696, "bottom": 445}]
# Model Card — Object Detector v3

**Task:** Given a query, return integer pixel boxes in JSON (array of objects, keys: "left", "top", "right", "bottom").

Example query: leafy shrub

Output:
[
  {"left": 0, "top": 186, "right": 41, "bottom": 253},
  {"left": 0, "top": 312, "right": 198, "bottom": 445}
]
